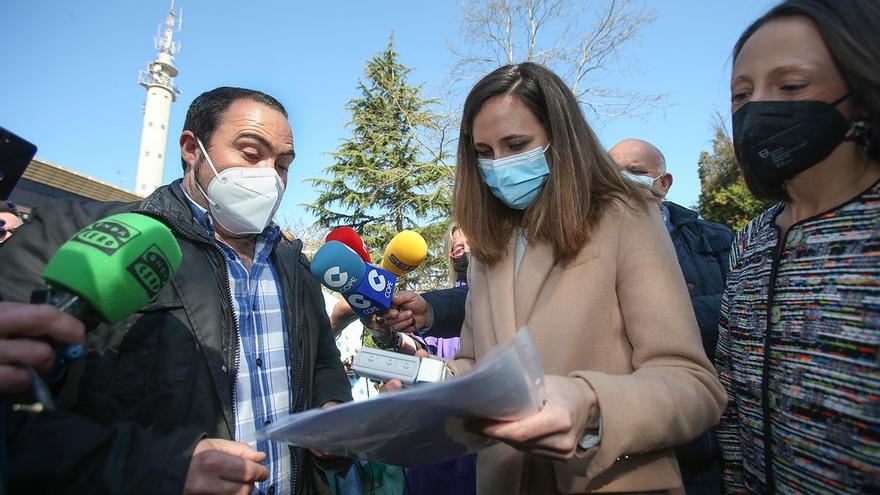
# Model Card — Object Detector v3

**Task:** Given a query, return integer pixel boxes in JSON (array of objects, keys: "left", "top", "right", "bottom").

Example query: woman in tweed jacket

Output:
[{"left": 717, "top": 1, "right": 880, "bottom": 493}]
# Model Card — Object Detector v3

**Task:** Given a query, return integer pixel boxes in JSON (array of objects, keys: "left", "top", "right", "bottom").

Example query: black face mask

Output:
[
  {"left": 452, "top": 253, "right": 469, "bottom": 281},
  {"left": 732, "top": 93, "right": 860, "bottom": 198}
]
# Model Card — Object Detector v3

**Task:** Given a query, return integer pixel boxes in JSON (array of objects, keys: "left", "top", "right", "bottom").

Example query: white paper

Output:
[{"left": 259, "top": 327, "right": 545, "bottom": 467}]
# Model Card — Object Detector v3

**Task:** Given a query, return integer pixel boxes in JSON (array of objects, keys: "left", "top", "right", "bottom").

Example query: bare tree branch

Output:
[{"left": 449, "top": 0, "right": 667, "bottom": 121}]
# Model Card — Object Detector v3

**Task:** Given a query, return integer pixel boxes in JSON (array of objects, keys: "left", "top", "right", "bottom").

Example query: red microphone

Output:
[{"left": 326, "top": 227, "right": 372, "bottom": 263}]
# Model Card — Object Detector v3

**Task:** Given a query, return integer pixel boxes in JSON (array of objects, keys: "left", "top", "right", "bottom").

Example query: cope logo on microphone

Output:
[
  {"left": 368, "top": 270, "right": 385, "bottom": 291},
  {"left": 323, "top": 266, "right": 348, "bottom": 288},
  {"left": 347, "top": 293, "right": 381, "bottom": 315},
  {"left": 348, "top": 294, "right": 372, "bottom": 311},
  {"left": 73, "top": 219, "right": 142, "bottom": 255},
  {"left": 324, "top": 266, "right": 357, "bottom": 293},
  {"left": 127, "top": 243, "right": 173, "bottom": 298},
  {"left": 367, "top": 269, "right": 394, "bottom": 298}
]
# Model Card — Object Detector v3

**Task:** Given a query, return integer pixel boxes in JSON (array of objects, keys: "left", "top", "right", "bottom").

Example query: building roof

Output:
[{"left": 23, "top": 158, "right": 143, "bottom": 202}]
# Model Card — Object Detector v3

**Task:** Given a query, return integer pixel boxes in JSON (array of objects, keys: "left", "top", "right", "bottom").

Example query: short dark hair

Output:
[
  {"left": 180, "top": 86, "right": 288, "bottom": 170},
  {"left": 733, "top": 0, "right": 880, "bottom": 200}
]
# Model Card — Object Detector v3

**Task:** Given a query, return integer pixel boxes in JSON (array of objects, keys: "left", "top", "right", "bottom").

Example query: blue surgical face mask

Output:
[
  {"left": 478, "top": 144, "right": 551, "bottom": 210},
  {"left": 621, "top": 170, "right": 663, "bottom": 188}
]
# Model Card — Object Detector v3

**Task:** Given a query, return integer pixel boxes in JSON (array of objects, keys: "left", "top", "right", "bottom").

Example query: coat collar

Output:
[
  {"left": 484, "top": 234, "right": 517, "bottom": 340},
  {"left": 484, "top": 232, "right": 558, "bottom": 337},
  {"left": 664, "top": 201, "right": 698, "bottom": 230},
  {"left": 514, "top": 234, "right": 556, "bottom": 329}
]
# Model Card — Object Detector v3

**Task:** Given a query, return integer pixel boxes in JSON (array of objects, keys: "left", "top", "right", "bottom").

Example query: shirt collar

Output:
[
  {"left": 178, "top": 182, "right": 215, "bottom": 235},
  {"left": 659, "top": 203, "right": 673, "bottom": 233}
]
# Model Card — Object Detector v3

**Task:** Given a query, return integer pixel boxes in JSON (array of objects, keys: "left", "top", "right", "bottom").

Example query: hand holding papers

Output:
[{"left": 259, "top": 327, "right": 545, "bottom": 467}]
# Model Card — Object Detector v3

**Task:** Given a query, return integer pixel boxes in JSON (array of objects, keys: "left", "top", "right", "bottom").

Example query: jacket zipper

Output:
[
  {"left": 290, "top": 257, "right": 305, "bottom": 495},
  {"left": 761, "top": 224, "right": 786, "bottom": 495},
  {"left": 225, "top": 263, "right": 241, "bottom": 441}
]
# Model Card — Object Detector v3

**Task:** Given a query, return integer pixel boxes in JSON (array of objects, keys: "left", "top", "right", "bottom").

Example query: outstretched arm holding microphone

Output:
[
  {"left": 378, "top": 286, "right": 468, "bottom": 338},
  {"left": 318, "top": 228, "right": 432, "bottom": 340}
]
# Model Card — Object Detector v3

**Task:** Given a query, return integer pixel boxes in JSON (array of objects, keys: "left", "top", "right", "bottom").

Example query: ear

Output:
[
  {"left": 180, "top": 131, "right": 200, "bottom": 172},
  {"left": 659, "top": 173, "right": 673, "bottom": 197}
]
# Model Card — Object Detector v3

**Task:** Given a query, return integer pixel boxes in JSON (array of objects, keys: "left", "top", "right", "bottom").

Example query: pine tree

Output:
[
  {"left": 306, "top": 37, "right": 454, "bottom": 290},
  {"left": 697, "top": 115, "right": 772, "bottom": 232}
]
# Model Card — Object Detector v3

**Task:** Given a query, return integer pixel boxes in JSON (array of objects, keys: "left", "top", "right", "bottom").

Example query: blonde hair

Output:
[{"left": 446, "top": 225, "right": 461, "bottom": 285}]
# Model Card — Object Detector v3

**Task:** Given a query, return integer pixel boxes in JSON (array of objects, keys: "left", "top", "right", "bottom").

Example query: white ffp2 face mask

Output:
[{"left": 195, "top": 138, "right": 285, "bottom": 235}]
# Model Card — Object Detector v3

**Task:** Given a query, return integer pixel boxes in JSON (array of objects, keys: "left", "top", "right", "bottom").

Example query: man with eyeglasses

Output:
[{"left": 609, "top": 138, "right": 733, "bottom": 495}]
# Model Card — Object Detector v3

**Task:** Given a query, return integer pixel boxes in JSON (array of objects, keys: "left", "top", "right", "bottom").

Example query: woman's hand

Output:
[{"left": 475, "top": 375, "right": 600, "bottom": 461}]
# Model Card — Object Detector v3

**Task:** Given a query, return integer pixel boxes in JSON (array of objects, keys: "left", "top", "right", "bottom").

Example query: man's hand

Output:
[
  {"left": 183, "top": 438, "right": 268, "bottom": 495},
  {"left": 382, "top": 291, "right": 433, "bottom": 333},
  {"left": 0, "top": 302, "right": 85, "bottom": 394},
  {"left": 474, "top": 375, "right": 600, "bottom": 461}
]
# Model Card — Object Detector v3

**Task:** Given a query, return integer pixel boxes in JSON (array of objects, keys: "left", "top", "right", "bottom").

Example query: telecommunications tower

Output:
[{"left": 134, "top": 2, "right": 182, "bottom": 196}]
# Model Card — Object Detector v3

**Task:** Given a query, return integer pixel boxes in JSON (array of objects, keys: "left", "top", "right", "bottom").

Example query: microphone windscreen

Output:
[
  {"left": 344, "top": 264, "right": 396, "bottom": 317},
  {"left": 326, "top": 227, "right": 372, "bottom": 263},
  {"left": 41, "top": 213, "right": 183, "bottom": 324},
  {"left": 310, "top": 240, "right": 367, "bottom": 293},
  {"left": 381, "top": 230, "right": 428, "bottom": 277}
]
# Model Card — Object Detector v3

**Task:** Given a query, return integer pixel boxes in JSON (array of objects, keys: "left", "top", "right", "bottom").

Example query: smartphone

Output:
[{"left": 0, "top": 127, "right": 37, "bottom": 200}]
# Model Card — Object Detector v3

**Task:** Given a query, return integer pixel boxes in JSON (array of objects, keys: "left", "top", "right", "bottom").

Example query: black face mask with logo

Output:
[{"left": 732, "top": 93, "right": 866, "bottom": 200}]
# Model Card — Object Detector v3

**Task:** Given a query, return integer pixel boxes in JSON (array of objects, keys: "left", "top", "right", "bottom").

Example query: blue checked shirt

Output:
[{"left": 181, "top": 185, "right": 292, "bottom": 495}]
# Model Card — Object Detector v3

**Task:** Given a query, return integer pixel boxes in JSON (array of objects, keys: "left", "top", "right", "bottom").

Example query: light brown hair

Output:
[{"left": 454, "top": 63, "right": 652, "bottom": 265}]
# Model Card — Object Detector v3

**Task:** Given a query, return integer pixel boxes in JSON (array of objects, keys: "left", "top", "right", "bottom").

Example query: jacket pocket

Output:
[{"left": 87, "top": 299, "right": 197, "bottom": 396}]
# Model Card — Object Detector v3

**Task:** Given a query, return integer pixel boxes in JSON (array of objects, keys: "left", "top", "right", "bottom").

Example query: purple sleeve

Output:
[{"left": 423, "top": 336, "right": 461, "bottom": 359}]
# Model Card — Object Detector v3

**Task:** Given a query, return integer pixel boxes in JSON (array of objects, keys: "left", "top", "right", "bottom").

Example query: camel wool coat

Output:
[{"left": 449, "top": 198, "right": 727, "bottom": 494}]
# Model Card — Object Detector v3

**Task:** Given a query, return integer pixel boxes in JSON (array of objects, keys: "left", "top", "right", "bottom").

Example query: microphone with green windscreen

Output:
[{"left": 31, "top": 212, "right": 183, "bottom": 360}]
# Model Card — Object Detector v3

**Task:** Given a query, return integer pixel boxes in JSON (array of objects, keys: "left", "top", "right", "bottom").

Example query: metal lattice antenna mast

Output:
[{"left": 134, "top": 1, "right": 182, "bottom": 196}]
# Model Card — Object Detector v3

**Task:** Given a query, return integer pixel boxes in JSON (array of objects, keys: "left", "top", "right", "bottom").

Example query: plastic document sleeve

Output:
[{"left": 259, "top": 327, "right": 545, "bottom": 467}]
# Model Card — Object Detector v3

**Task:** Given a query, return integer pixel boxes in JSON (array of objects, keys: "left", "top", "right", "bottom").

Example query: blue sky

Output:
[{"left": 1, "top": 0, "right": 775, "bottom": 226}]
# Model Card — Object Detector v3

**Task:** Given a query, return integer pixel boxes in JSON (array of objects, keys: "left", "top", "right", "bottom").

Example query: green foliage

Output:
[
  {"left": 305, "top": 37, "right": 454, "bottom": 290},
  {"left": 697, "top": 116, "right": 772, "bottom": 232}
]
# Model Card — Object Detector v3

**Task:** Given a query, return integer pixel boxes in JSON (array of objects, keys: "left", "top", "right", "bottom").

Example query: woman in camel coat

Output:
[{"left": 448, "top": 62, "right": 727, "bottom": 494}]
